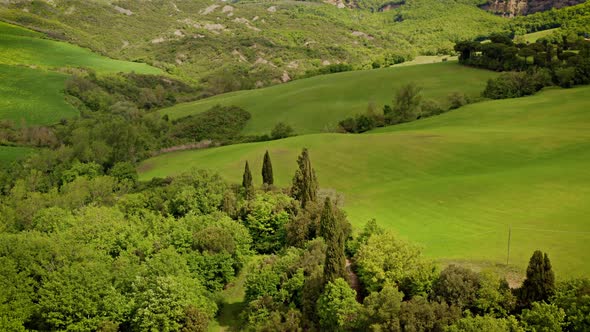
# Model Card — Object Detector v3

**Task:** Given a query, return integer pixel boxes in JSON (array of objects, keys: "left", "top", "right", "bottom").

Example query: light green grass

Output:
[
  {"left": 160, "top": 62, "right": 498, "bottom": 135},
  {"left": 141, "top": 86, "right": 590, "bottom": 277},
  {"left": 0, "top": 22, "right": 161, "bottom": 74},
  {"left": 522, "top": 28, "right": 559, "bottom": 43},
  {"left": 0, "top": 21, "right": 162, "bottom": 125},
  {"left": 0, "top": 146, "right": 36, "bottom": 166},
  {"left": 0, "top": 64, "right": 78, "bottom": 125}
]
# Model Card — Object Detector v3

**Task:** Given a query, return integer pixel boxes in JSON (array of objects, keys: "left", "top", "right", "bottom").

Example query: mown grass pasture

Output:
[
  {"left": 160, "top": 62, "right": 499, "bottom": 135},
  {"left": 141, "top": 86, "right": 590, "bottom": 277}
]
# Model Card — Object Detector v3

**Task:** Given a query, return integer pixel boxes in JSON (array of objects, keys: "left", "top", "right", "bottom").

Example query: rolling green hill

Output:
[
  {"left": 0, "top": 21, "right": 161, "bottom": 125},
  {"left": 0, "top": 0, "right": 506, "bottom": 90},
  {"left": 160, "top": 61, "right": 499, "bottom": 135},
  {"left": 140, "top": 86, "right": 590, "bottom": 277}
]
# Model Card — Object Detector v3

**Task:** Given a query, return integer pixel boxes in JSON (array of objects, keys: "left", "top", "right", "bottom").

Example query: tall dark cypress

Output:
[
  {"left": 518, "top": 250, "right": 555, "bottom": 307},
  {"left": 262, "top": 150, "right": 274, "bottom": 186},
  {"left": 291, "top": 148, "right": 318, "bottom": 208},
  {"left": 320, "top": 197, "right": 346, "bottom": 284},
  {"left": 242, "top": 161, "right": 254, "bottom": 199}
]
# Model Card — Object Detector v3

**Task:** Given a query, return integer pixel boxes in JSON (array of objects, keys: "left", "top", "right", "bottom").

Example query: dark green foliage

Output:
[
  {"left": 360, "top": 282, "right": 404, "bottom": 331},
  {"left": 552, "top": 278, "right": 590, "bottom": 331},
  {"left": 392, "top": 83, "right": 423, "bottom": 123},
  {"left": 262, "top": 150, "right": 274, "bottom": 186},
  {"left": 65, "top": 71, "right": 196, "bottom": 112},
  {"left": 291, "top": 148, "right": 318, "bottom": 208},
  {"left": 241, "top": 192, "right": 294, "bottom": 253},
  {"left": 447, "top": 315, "right": 522, "bottom": 332},
  {"left": 242, "top": 161, "right": 254, "bottom": 200},
  {"left": 320, "top": 197, "right": 347, "bottom": 285},
  {"left": 108, "top": 162, "right": 138, "bottom": 184},
  {"left": 432, "top": 265, "right": 480, "bottom": 310},
  {"left": 270, "top": 122, "right": 294, "bottom": 140},
  {"left": 518, "top": 250, "right": 556, "bottom": 308},
  {"left": 399, "top": 296, "right": 461, "bottom": 332},
  {"left": 171, "top": 105, "right": 251, "bottom": 143},
  {"left": 520, "top": 302, "right": 566, "bottom": 332},
  {"left": 304, "top": 63, "right": 354, "bottom": 78},
  {"left": 482, "top": 70, "right": 551, "bottom": 99}
]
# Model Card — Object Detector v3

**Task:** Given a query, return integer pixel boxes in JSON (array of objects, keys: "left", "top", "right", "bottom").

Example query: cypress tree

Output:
[
  {"left": 321, "top": 197, "right": 346, "bottom": 284},
  {"left": 291, "top": 148, "right": 318, "bottom": 208},
  {"left": 242, "top": 161, "right": 254, "bottom": 199},
  {"left": 262, "top": 150, "right": 274, "bottom": 186},
  {"left": 518, "top": 250, "right": 555, "bottom": 307}
]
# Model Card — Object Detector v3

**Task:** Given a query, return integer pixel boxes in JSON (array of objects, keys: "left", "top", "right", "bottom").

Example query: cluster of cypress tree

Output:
[{"left": 241, "top": 150, "right": 275, "bottom": 199}]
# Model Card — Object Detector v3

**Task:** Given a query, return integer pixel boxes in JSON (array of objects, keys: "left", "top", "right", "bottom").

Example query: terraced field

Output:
[{"left": 141, "top": 86, "right": 590, "bottom": 277}]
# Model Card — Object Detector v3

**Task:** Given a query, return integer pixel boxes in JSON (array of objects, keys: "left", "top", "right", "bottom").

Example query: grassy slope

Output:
[
  {"left": 0, "top": 21, "right": 161, "bottom": 74},
  {"left": 160, "top": 62, "right": 498, "bottom": 135},
  {"left": 0, "top": 21, "right": 161, "bottom": 125},
  {"left": 0, "top": 146, "right": 36, "bottom": 166},
  {"left": 0, "top": 64, "right": 78, "bottom": 125},
  {"left": 0, "top": 0, "right": 506, "bottom": 84},
  {"left": 521, "top": 28, "right": 560, "bottom": 43},
  {"left": 140, "top": 86, "right": 590, "bottom": 277}
]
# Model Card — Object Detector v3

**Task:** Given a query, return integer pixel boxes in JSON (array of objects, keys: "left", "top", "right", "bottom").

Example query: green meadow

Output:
[
  {"left": 0, "top": 64, "right": 78, "bottom": 125},
  {"left": 160, "top": 62, "right": 499, "bottom": 135},
  {"left": 0, "top": 21, "right": 161, "bottom": 74},
  {"left": 0, "top": 146, "right": 36, "bottom": 166},
  {"left": 141, "top": 86, "right": 590, "bottom": 277},
  {"left": 0, "top": 21, "right": 161, "bottom": 126}
]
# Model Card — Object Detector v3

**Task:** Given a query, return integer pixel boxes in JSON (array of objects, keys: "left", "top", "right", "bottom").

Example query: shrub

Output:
[{"left": 270, "top": 122, "right": 294, "bottom": 140}]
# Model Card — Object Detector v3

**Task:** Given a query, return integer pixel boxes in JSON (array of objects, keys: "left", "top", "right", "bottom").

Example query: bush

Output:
[
  {"left": 271, "top": 122, "right": 294, "bottom": 140},
  {"left": 170, "top": 105, "right": 251, "bottom": 143}
]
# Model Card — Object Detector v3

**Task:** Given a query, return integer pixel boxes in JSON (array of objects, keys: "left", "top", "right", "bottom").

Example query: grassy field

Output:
[
  {"left": 0, "top": 22, "right": 161, "bottom": 74},
  {"left": 522, "top": 28, "right": 560, "bottom": 43},
  {"left": 140, "top": 86, "right": 590, "bottom": 277},
  {"left": 0, "top": 21, "right": 162, "bottom": 126},
  {"left": 0, "top": 146, "right": 36, "bottom": 166},
  {"left": 0, "top": 64, "right": 78, "bottom": 125},
  {"left": 160, "top": 62, "right": 498, "bottom": 135}
]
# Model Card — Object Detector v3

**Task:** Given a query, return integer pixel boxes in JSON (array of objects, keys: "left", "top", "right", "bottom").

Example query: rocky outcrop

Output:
[{"left": 482, "top": 0, "right": 586, "bottom": 17}]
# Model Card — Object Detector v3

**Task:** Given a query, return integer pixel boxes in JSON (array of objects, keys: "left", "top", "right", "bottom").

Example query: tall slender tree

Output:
[
  {"left": 291, "top": 148, "right": 318, "bottom": 208},
  {"left": 242, "top": 161, "right": 254, "bottom": 199},
  {"left": 518, "top": 250, "right": 555, "bottom": 307},
  {"left": 262, "top": 150, "right": 274, "bottom": 186},
  {"left": 320, "top": 197, "right": 346, "bottom": 285}
]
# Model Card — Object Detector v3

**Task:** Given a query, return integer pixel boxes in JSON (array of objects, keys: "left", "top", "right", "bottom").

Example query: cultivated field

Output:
[
  {"left": 160, "top": 62, "right": 498, "bottom": 135},
  {"left": 141, "top": 86, "right": 590, "bottom": 277}
]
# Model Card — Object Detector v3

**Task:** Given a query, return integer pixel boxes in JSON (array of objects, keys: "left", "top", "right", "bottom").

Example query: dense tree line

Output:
[
  {"left": 455, "top": 32, "right": 590, "bottom": 98},
  {"left": 1, "top": 143, "right": 589, "bottom": 331}
]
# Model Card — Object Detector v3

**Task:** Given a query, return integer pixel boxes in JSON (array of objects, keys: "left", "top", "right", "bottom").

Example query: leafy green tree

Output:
[
  {"left": 355, "top": 232, "right": 437, "bottom": 297},
  {"left": 38, "top": 260, "right": 128, "bottom": 331},
  {"left": 447, "top": 315, "right": 524, "bottom": 332},
  {"left": 361, "top": 282, "right": 404, "bottom": 331},
  {"left": 551, "top": 278, "right": 590, "bottom": 331},
  {"left": 108, "top": 161, "right": 138, "bottom": 184},
  {"left": 317, "top": 278, "right": 361, "bottom": 331},
  {"left": 271, "top": 122, "right": 294, "bottom": 140},
  {"left": 399, "top": 296, "right": 460, "bottom": 332},
  {"left": 167, "top": 169, "right": 226, "bottom": 217},
  {"left": 520, "top": 302, "right": 565, "bottom": 332},
  {"left": 0, "top": 257, "right": 35, "bottom": 332},
  {"left": 131, "top": 275, "right": 216, "bottom": 332},
  {"left": 242, "top": 161, "right": 254, "bottom": 200},
  {"left": 476, "top": 270, "right": 516, "bottom": 316},
  {"left": 392, "top": 83, "right": 422, "bottom": 122},
  {"left": 518, "top": 250, "right": 555, "bottom": 307},
  {"left": 291, "top": 148, "right": 318, "bottom": 208},
  {"left": 242, "top": 192, "right": 293, "bottom": 253},
  {"left": 432, "top": 265, "right": 480, "bottom": 310},
  {"left": 262, "top": 150, "right": 274, "bottom": 186},
  {"left": 320, "top": 197, "right": 346, "bottom": 284}
]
